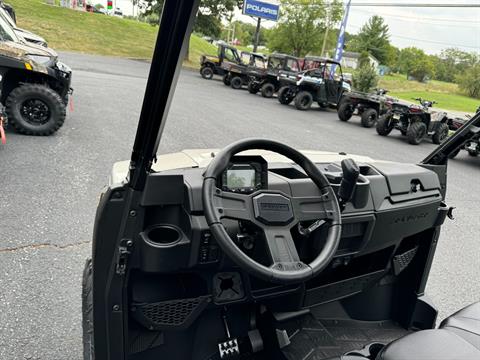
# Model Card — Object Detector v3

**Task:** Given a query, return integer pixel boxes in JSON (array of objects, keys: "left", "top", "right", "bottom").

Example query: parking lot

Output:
[{"left": 0, "top": 52, "right": 479, "bottom": 359}]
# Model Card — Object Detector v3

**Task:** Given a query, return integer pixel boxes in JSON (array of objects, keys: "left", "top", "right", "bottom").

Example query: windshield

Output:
[{"left": 0, "top": 9, "right": 18, "bottom": 42}]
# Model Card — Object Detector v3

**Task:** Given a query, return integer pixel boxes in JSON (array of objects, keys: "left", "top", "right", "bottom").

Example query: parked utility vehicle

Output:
[
  {"left": 82, "top": 2, "right": 480, "bottom": 360},
  {"left": 0, "top": 14, "right": 72, "bottom": 135},
  {"left": 337, "top": 89, "right": 396, "bottom": 128},
  {"left": 199, "top": 42, "right": 241, "bottom": 81},
  {"left": 278, "top": 59, "right": 347, "bottom": 111},
  {"left": 376, "top": 98, "right": 450, "bottom": 145},
  {"left": 224, "top": 52, "right": 267, "bottom": 90},
  {"left": 0, "top": 3, "right": 48, "bottom": 47},
  {"left": 247, "top": 53, "right": 302, "bottom": 98}
]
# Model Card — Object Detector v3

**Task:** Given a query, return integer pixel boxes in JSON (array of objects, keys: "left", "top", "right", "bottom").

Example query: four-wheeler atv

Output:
[
  {"left": 223, "top": 52, "right": 267, "bottom": 90},
  {"left": 376, "top": 98, "right": 450, "bottom": 145},
  {"left": 337, "top": 89, "right": 396, "bottom": 128},
  {"left": 277, "top": 59, "right": 348, "bottom": 111},
  {"left": 247, "top": 53, "right": 302, "bottom": 98},
  {"left": 0, "top": 18, "right": 72, "bottom": 136},
  {"left": 82, "top": 3, "right": 480, "bottom": 360},
  {"left": 199, "top": 42, "right": 241, "bottom": 81}
]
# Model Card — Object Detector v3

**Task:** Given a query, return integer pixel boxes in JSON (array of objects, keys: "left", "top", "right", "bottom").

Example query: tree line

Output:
[{"left": 137, "top": 0, "right": 480, "bottom": 98}]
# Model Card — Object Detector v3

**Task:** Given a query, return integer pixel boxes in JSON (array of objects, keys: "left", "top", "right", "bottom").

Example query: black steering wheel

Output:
[{"left": 202, "top": 139, "right": 342, "bottom": 284}]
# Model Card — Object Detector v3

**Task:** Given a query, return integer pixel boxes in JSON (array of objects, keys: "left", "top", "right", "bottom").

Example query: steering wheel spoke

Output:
[
  {"left": 292, "top": 193, "right": 336, "bottom": 222},
  {"left": 214, "top": 189, "right": 252, "bottom": 221},
  {"left": 263, "top": 227, "right": 302, "bottom": 267}
]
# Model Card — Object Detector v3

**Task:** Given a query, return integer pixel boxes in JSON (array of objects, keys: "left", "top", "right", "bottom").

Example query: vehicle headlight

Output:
[{"left": 26, "top": 54, "right": 52, "bottom": 65}]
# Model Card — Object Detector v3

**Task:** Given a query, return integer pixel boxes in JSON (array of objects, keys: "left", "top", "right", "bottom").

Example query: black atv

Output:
[
  {"left": 376, "top": 98, "right": 450, "bottom": 145},
  {"left": 337, "top": 89, "right": 396, "bottom": 128},
  {"left": 199, "top": 42, "right": 241, "bottom": 82},
  {"left": 223, "top": 52, "right": 267, "bottom": 90},
  {"left": 277, "top": 59, "right": 347, "bottom": 111},
  {"left": 0, "top": 21, "right": 72, "bottom": 136},
  {"left": 247, "top": 53, "right": 302, "bottom": 98}
]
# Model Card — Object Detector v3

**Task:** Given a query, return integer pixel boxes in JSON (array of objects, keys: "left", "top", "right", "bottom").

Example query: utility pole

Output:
[{"left": 253, "top": 17, "right": 261, "bottom": 52}]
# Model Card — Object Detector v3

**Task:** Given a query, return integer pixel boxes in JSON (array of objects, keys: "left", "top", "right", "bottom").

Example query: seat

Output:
[{"left": 377, "top": 302, "right": 480, "bottom": 360}]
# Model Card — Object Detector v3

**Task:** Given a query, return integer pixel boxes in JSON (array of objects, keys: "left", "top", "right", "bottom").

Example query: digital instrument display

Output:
[
  {"left": 220, "top": 156, "right": 268, "bottom": 194},
  {"left": 226, "top": 168, "right": 256, "bottom": 189}
]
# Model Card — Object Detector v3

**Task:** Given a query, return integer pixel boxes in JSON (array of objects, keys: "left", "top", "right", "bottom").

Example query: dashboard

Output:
[{"left": 131, "top": 155, "right": 445, "bottom": 306}]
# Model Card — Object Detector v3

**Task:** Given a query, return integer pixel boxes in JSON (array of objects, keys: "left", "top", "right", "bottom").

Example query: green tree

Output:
[
  {"left": 457, "top": 65, "right": 480, "bottom": 99},
  {"left": 349, "top": 16, "right": 390, "bottom": 64},
  {"left": 267, "top": 0, "right": 343, "bottom": 57},
  {"left": 353, "top": 64, "right": 378, "bottom": 92},
  {"left": 142, "top": 0, "right": 236, "bottom": 37},
  {"left": 397, "top": 47, "right": 434, "bottom": 81}
]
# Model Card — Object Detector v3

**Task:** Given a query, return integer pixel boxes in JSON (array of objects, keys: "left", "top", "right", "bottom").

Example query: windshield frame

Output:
[
  {"left": 0, "top": 8, "right": 19, "bottom": 42},
  {"left": 128, "top": 0, "right": 201, "bottom": 191}
]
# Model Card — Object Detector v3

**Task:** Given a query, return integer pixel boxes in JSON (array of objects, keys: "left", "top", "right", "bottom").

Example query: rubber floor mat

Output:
[{"left": 281, "top": 315, "right": 410, "bottom": 360}]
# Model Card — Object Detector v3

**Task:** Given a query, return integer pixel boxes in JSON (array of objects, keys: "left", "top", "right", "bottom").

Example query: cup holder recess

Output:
[{"left": 145, "top": 225, "right": 182, "bottom": 246}]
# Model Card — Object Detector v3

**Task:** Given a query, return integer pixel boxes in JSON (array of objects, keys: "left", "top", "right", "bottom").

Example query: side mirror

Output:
[{"left": 338, "top": 159, "right": 360, "bottom": 209}]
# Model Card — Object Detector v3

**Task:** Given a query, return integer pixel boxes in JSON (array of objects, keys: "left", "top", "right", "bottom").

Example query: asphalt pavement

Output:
[{"left": 0, "top": 52, "right": 479, "bottom": 359}]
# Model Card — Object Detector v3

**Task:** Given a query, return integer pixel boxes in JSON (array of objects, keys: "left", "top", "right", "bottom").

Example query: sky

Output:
[{"left": 235, "top": 0, "right": 480, "bottom": 55}]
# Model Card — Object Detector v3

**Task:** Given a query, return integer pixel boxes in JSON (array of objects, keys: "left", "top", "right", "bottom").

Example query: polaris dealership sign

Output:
[{"left": 243, "top": 0, "right": 280, "bottom": 21}]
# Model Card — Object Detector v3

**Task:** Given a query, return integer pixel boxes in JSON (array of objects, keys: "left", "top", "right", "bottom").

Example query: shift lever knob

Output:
[{"left": 338, "top": 159, "right": 360, "bottom": 206}]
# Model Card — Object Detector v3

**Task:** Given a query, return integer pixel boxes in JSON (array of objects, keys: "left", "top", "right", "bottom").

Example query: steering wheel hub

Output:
[{"left": 253, "top": 193, "right": 294, "bottom": 225}]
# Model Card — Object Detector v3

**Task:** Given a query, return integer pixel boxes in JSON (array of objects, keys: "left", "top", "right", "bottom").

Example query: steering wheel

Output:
[{"left": 202, "top": 139, "right": 342, "bottom": 284}]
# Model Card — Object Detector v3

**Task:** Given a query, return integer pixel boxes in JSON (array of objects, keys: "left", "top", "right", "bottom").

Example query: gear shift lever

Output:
[{"left": 338, "top": 159, "right": 360, "bottom": 210}]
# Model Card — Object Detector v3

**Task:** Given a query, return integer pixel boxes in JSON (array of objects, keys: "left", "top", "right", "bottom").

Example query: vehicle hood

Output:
[
  {"left": 111, "top": 149, "right": 385, "bottom": 185},
  {"left": 0, "top": 40, "right": 56, "bottom": 59},
  {"left": 15, "top": 28, "right": 47, "bottom": 45}
]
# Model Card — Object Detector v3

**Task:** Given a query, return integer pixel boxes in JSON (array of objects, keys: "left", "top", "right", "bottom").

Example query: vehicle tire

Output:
[
  {"left": 294, "top": 91, "right": 313, "bottom": 111},
  {"left": 6, "top": 84, "right": 66, "bottom": 136},
  {"left": 82, "top": 258, "right": 95, "bottom": 360},
  {"left": 230, "top": 76, "right": 243, "bottom": 90},
  {"left": 361, "top": 108, "right": 378, "bottom": 128},
  {"left": 376, "top": 114, "right": 394, "bottom": 136},
  {"left": 200, "top": 66, "right": 213, "bottom": 80},
  {"left": 223, "top": 74, "right": 231, "bottom": 86},
  {"left": 261, "top": 83, "right": 275, "bottom": 98},
  {"left": 448, "top": 148, "right": 461, "bottom": 159},
  {"left": 278, "top": 86, "right": 294, "bottom": 105},
  {"left": 338, "top": 102, "right": 354, "bottom": 122},
  {"left": 407, "top": 122, "right": 427, "bottom": 145},
  {"left": 248, "top": 82, "right": 259, "bottom": 94},
  {"left": 432, "top": 123, "right": 449, "bottom": 144}
]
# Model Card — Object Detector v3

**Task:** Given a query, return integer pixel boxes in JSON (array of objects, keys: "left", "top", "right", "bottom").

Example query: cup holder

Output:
[{"left": 145, "top": 225, "right": 182, "bottom": 246}]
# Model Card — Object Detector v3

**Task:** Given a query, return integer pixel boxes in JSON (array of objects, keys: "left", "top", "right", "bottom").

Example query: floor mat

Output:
[{"left": 281, "top": 315, "right": 410, "bottom": 360}]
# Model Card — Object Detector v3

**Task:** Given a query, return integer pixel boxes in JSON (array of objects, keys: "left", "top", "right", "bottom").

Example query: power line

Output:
[
  {"left": 353, "top": 9, "right": 480, "bottom": 24},
  {"left": 348, "top": 23, "right": 480, "bottom": 49},
  {"left": 348, "top": 3, "right": 480, "bottom": 7}
]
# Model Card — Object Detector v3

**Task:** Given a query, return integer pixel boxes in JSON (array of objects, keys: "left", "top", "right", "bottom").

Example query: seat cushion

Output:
[
  {"left": 377, "top": 302, "right": 480, "bottom": 360},
  {"left": 377, "top": 329, "right": 480, "bottom": 360},
  {"left": 441, "top": 302, "right": 480, "bottom": 350}
]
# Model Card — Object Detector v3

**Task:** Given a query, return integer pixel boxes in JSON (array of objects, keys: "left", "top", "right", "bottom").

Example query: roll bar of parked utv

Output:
[
  {"left": 422, "top": 111, "right": 480, "bottom": 166},
  {"left": 128, "top": 0, "right": 201, "bottom": 191}
]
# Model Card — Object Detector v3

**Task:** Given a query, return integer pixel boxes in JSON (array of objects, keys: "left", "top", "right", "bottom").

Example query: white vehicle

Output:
[{"left": 0, "top": 5, "right": 48, "bottom": 47}]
